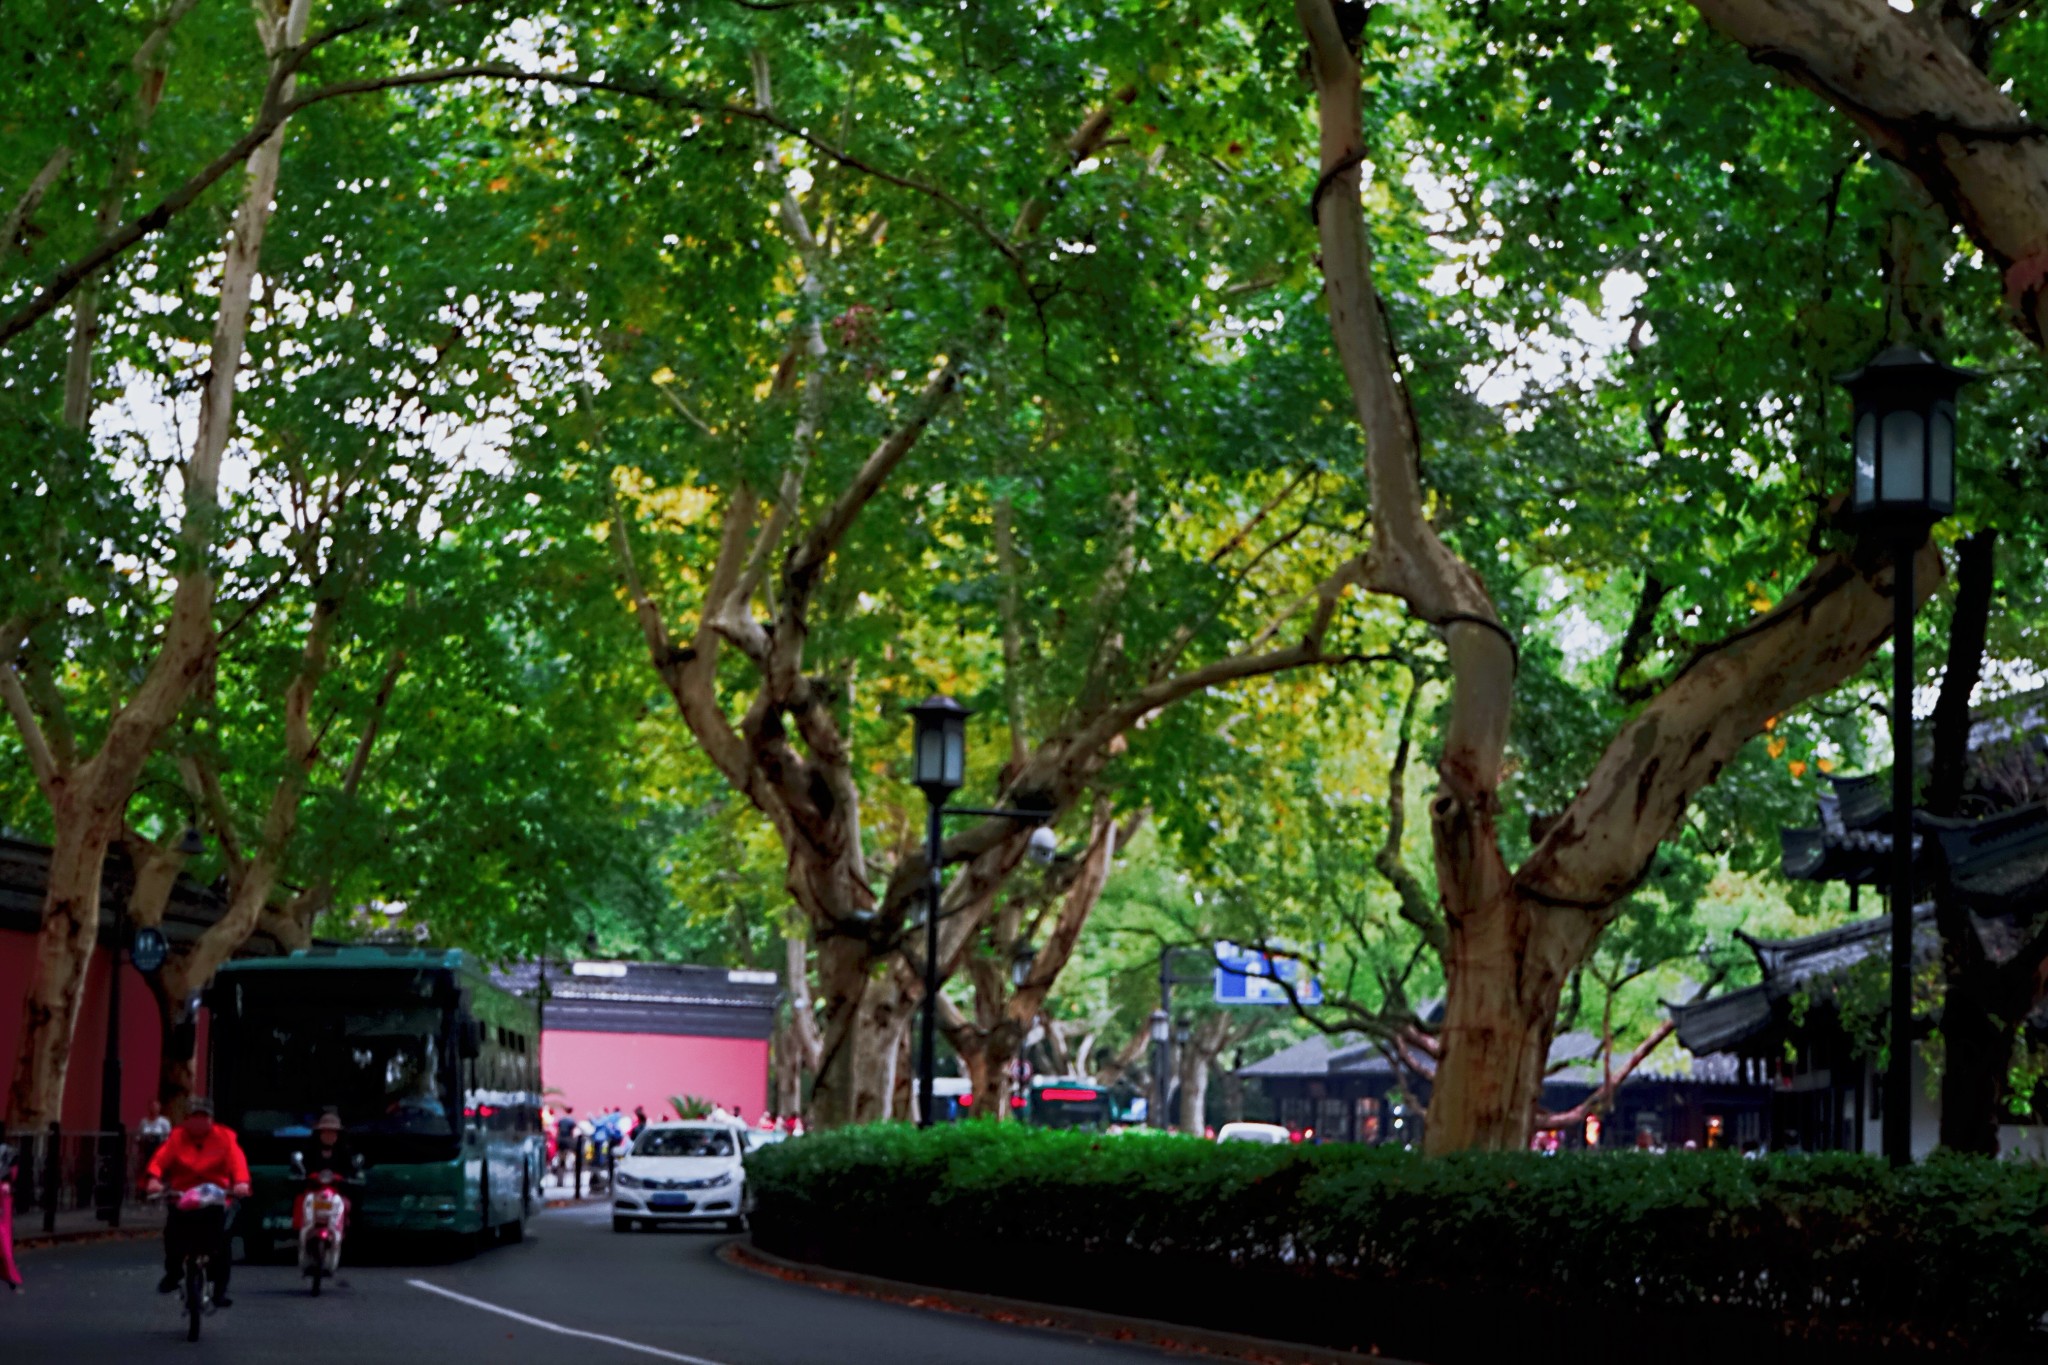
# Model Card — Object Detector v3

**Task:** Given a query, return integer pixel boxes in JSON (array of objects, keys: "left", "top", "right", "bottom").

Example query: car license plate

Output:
[
  {"left": 647, "top": 1194, "right": 693, "bottom": 1211},
  {"left": 263, "top": 1215, "right": 292, "bottom": 1230}
]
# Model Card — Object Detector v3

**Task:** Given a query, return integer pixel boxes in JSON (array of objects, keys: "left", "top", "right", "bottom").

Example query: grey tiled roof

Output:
[{"left": 1671, "top": 907, "right": 1939, "bottom": 1053}]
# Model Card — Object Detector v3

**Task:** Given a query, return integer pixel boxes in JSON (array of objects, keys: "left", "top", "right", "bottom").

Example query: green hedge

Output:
[{"left": 747, "top": 1125, "right": 2048, "bottom": 1362}]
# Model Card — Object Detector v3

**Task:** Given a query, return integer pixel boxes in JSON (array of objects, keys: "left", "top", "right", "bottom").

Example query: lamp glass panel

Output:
[
  {"left": 1879, "top": 408, "right": 1924, "bottom": 504},
  {"left": 917, "top": 728, "right": 945, "bottom": 785},
  {"left": 1853, "top": 411, "right": 1876, "bottom": 510},
  {"left": 942, "top": 719, "right": 965, "bottom": 785},
  {"left": 1931, "top": 404, "right": 1956, "bottom": 508}
]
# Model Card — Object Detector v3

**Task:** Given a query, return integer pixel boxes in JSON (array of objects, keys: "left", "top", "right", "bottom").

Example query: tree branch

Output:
[
  {"left": 0, "top": 145, "right": 73, "bottom": 271},
  {"left": 1612, "top": 571, "right": 1670, "bottom": 705},
  {"left": 0, "top": 647, "right": 60, "bottom": 802},
  {"left": 1517, "top": 536, "right": 1938, "bottom": 918},
  {"left": 1377, "top": 669, "right": 1446, "bottom": 954},
  {"left": 1929, "top": 530, "right": 1995, "bottom": 813},
  {"left": 1297, "top": 0, "right": 1515, "bottom": 825},
  {"left": 1690, "top": 0, "right": 2048, "bottom": 347}
]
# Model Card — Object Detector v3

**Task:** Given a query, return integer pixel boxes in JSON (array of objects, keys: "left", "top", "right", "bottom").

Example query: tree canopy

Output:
[{"left": 7, "top": 0, "right": 2048, "bottom": 1144}]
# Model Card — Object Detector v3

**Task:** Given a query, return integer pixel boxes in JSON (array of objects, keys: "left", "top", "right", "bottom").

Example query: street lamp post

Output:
[
  {"left": 94, "top": 920, "right": 128, "bottom": 1225},
  {"left": 1172, "top": 1018, "right": 1192, "bottom": 1131},
  {"left": 908, "top": 695, "right": 1054, "bottom": 1130},
  {"left": 1148, "top": 1009, "right": 1171, "bottom": 1131},
  {"left": 1839, "top": 344, "right": 1970, "bottom": 1168},
  {"left": 1010, "top": 943, "right": 1036, "bottom": 1116}
]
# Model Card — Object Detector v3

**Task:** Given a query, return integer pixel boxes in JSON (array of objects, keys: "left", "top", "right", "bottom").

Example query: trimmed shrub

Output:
[{"left": 747, "top": 1125, "right": 2048, "bottom": 1362}]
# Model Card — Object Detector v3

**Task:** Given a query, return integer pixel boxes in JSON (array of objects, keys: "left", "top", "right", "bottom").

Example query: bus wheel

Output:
[
  {"left": 474, "top": 1181, "right": 496, "bottom": 1252},
  {"left": 503, "top": 1177, "right": 528, "bottom": 1244}
]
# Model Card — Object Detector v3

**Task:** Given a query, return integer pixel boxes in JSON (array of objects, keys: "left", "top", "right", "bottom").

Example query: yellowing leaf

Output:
[{"left": 651, "top": 367, "right": 677, "bottom": 386}]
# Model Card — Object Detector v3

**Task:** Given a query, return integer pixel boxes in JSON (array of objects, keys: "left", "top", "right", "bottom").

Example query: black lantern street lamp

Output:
[
  {"left": 909, "top": 695, "right": 970, "bottom": 799},
  {"left": 906, "top": 695, "right": 1053, "bottom": 1128},
  {"left": 1839, "top": 344, "right": 1971, "bottom": 1168},
  {"left": 1148, "top": 1008, "right": 1171, "bottom": 1130}
]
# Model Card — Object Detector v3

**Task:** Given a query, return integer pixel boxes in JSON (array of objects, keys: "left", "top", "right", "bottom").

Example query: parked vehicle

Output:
[
  {"left": 1215, "top": 1122, "right": 1292, "bottom": 1145},
  {"left": 610, "top": 1123, "right": 747, "bottom": 1232}
]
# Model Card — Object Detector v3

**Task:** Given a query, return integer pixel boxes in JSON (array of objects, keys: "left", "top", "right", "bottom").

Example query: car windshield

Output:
[{"left": 634, "top": 1128, "right": 735, "bottom": 1158}]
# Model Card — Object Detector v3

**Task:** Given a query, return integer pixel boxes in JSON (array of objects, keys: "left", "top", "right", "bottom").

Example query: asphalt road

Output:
[{"left": 2, "top": 1203, "right": 1179, "bottom": 1364}]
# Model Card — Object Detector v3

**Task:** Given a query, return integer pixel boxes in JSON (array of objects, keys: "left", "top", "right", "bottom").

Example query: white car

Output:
[
  {"left": 610, "top": 1122, "right": 748, "bottom": 1232},
  {"left": 1215, "top": 1121, "right": 1292, "bottom": 1145}
]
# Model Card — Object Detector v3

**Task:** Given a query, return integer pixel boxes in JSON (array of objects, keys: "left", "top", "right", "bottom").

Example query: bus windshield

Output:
[{"left": 218, "top": 975, "right": 456, "bottom": 1146}]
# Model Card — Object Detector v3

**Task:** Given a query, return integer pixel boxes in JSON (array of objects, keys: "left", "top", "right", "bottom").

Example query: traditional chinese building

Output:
[
  {"left": 1236, "top": 1027, "right": 1768, "bottom": 1150},
  {"left": 495, "top": 960, "right": 782, "bottom": 1122}
]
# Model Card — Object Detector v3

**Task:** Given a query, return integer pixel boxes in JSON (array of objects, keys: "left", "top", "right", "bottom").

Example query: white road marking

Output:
[{"left": 407, "top": 1278, "right": 732, "bottom": 1365}]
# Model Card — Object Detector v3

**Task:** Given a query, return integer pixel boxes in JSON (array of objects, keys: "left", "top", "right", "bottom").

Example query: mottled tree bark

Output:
[
  {"left": 1689, "top": 0, "right": 2048, "bottom": 347},
  {"left": 1298, "top": 0, "right": 1941, "bottom": 1151}
]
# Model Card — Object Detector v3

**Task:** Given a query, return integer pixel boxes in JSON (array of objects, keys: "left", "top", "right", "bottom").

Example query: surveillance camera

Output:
[{"left": 1025, "top": 825, "right": 1058, "bottom": 866}]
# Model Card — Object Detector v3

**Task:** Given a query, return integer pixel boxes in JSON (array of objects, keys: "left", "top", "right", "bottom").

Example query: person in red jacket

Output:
[{"left": 144, "top": 1099, "right": 251, "bottom": 1306}]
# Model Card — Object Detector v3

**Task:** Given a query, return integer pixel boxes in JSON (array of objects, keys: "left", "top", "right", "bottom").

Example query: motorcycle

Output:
[{"left": 286, "top": 1152, "right": 365, "bottom": 1296}]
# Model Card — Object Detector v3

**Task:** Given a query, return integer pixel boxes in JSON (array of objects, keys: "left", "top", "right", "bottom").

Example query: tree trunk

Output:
[
  {"left": 808, "top": 935, "right": 874, "bottom": 1126},
  {"left": 1221, "top": 1060, "right": 1245, "bottom": 1124},
  {"left": 959, "top": 1044, "right": 996, "bottom": 1119},
  {"left": 1427, "top": 803, "right": 1566, "bottom": 1152},
  {"left": 1928, "top": 531, "right": 2002, "bottom": 1154},
  {"left": 1937, "top": 968, "right": 2012, "bottom": 1155},
  {"left": 155, "top": 990, "right": 200, "bottom": 1121},
  {"left": 1, "top": 0, "right": 312, "bottom": 1131},
  {"left": 886, "top": 1003, "right": 913, "bottom": 1122},
  {"left": 6, "top": 800, "right": 121, "bottom": 1126}
]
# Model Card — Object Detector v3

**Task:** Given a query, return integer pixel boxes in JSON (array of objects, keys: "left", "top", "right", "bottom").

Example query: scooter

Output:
[{"left": 287, "top": 1152, "right": 366, "bottom": 1296}]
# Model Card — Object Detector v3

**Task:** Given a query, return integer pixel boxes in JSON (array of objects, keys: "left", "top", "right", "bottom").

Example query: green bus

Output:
[{"left": 207, "top": 946, "right": 543, "bottom": 1254}]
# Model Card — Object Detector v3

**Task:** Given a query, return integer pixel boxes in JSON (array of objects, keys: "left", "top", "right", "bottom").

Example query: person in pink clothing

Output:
[{"left": 0, "top": 1137, "right": 22, "bottom": 1292}]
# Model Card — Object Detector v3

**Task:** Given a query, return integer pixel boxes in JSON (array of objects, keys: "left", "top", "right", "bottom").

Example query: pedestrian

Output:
[
  {"left": 138, "top": 1098, "right": 173, "bottom": 1157},
  {"left": 552, "top": 1107, "right": 577, "bottom": 1178},
  {"left": 0, "top": 1135, "right": 22, "bottom": 1293},
  {"left": 630, "top": 1105, "right": 648, "bottom": 1139}
]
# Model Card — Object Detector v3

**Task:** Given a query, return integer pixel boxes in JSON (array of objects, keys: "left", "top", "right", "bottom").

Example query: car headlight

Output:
[
  {"left": 615, "top": 1172, "right": 644, "bottom": 1189},
  {"left": 685, "top": 1171, "right": 732, "bottom": 1190}
]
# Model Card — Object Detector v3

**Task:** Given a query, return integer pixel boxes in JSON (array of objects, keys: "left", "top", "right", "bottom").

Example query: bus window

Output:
[{"left": 218, "top": 990, "right": 456, "bottom": 1147}]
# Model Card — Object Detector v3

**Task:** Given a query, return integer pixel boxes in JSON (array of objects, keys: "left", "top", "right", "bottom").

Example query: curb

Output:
[
  {"left": 721, "top": 1240, "right": 1419, "bottom": 1365},
  {"left": 15, "top": 1224, "right": 162, "bottom": 1252}
]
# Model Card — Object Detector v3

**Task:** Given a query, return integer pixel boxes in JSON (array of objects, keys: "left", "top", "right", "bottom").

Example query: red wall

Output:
[
  {"left": 541, "top": 1030, "right": 768, "bottom": 1124},
  {"left": 0, "top": 925, "right": 163, "bottom": 1129}
]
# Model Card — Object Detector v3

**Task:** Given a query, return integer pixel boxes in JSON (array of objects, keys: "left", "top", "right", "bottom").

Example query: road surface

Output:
[{"left": 4, "top": 1203, "right": 1177, "bottom": 1364}]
